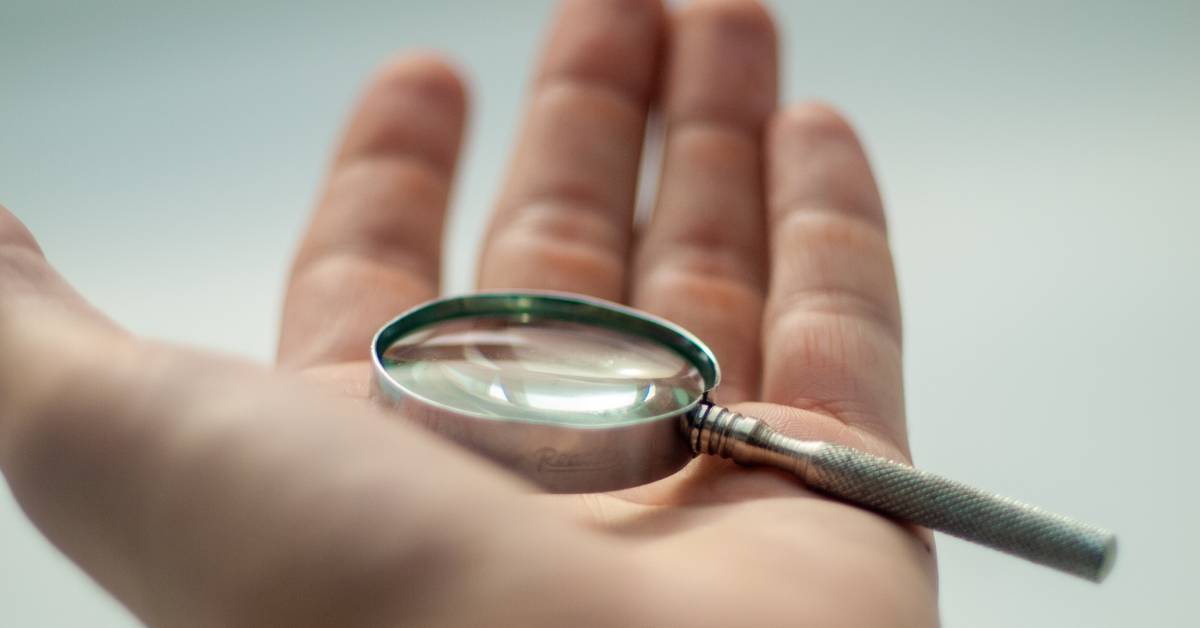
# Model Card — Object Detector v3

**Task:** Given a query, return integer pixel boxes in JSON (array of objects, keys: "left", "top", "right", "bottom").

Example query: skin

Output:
[{"left": 0, "top": 0, "right": 939, "bottom": 626}]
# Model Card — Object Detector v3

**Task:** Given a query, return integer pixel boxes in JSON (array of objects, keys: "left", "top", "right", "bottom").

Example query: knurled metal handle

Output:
[{"left": 687, "top": 403, "right": 1117, "bottom": 582}]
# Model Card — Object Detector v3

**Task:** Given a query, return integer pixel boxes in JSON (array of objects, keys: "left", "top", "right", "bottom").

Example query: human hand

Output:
[{"left": 0, "top": 1, "right": 937, "bottom": 626}]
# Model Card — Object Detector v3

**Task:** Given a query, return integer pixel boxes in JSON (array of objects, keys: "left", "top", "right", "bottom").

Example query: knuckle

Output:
[
  {"left": 482, "top": 199, "right": 629, "bottom": 298},
  {"left": 536, "top": 70, "right": 645, "bottom": 122},
  {"left": 304, "top": 156, "right": 447, "bottom": 267},
  {"left": 767, "top": 302, "right": 899, "bottom": 372},
  {"left": 774, "top": 206, "right": 890, "bottom": 255},
  {"left": 497, "top": 199, "right": 629, "bottom": 257},
  {"left": 766, "top": 215, "right": 901, "bottom": 341},
  {"left": 487, "top": 228, "right": 626, "bottom": 294},
  {"left": 763, "top": 310, "right": 904, "bottom": 419},
  {"left": 669, "top": 121, "right": 758, "bottom": 175},
  {"left": 638, "top": 255, "right": 763, "bottom": 308},
  {"left": 769, "top": 283, "right": 901, "bottom": 346},
  {"left": 639, "top": 238, "right": 763, "bottom": 291}
]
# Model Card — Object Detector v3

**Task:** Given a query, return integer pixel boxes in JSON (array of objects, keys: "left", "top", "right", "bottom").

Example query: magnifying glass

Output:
[{"left": 371, "top": 291, "right": 1116, "bottom": 582}]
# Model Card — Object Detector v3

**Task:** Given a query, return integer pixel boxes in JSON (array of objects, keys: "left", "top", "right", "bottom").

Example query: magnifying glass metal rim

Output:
[
  {"left": 370, "top": 290, "right": 722, "bottom": 429},
  {"left": 370, "top": 290, "right": 720, "bottom": 493}
]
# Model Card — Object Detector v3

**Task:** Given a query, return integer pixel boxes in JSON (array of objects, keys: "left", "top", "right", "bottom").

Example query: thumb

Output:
[
  {"left": 1, "top": 306, "right": 535, "bottom": 627},
  {"left": 0, "top": 205, "right": 534, "bottom": 627}
]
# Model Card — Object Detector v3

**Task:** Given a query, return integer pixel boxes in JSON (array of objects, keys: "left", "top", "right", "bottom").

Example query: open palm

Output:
[{"left": 0, "top": 1, "right": 936, "bottom": 626}]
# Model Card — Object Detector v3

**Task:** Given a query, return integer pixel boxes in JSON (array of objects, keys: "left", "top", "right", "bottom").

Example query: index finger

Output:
[{"left": 278, "top": 56, "right": 467, "bottom": 368}]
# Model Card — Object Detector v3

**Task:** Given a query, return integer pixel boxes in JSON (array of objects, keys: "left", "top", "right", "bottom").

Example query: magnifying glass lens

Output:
[{"left": 381, "top": 316, "right": 706, "bottom": 426}]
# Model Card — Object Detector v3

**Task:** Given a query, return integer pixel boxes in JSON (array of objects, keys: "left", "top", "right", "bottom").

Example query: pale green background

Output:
[{"left": 2, "top": 1, "right": 1197, "bottom": 626}]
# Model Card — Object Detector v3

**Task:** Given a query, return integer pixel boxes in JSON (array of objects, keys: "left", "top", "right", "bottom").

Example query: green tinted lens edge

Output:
[{"left": 373, "top": 292, "right": 721, "bottom": 394}]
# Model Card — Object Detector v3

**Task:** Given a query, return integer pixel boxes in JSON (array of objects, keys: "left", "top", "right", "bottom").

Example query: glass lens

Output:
[{"left": 381, "top": 316, "right": 706, "bottom": 426}]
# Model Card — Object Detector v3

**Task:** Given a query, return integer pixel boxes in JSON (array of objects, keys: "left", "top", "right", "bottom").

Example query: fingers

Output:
[
  {"left": 0, "top": 308, "right": 530, "bottom": 626},
  {"left": 631, "top": 0, "right": 776, "bottom": 403},
  {"left": 477, "top": 0, "right": 664, "bottom": 300},
  {"left": 278, "top": 55, "right": 467, "bottom": 368},
  {"left": 761, "top": 104, "right": 908, "bottom": 452}
]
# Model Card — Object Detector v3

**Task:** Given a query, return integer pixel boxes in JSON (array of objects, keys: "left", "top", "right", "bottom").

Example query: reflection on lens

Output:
[{"left": 382, "top": 316, "right": 705, "bottom": 426}]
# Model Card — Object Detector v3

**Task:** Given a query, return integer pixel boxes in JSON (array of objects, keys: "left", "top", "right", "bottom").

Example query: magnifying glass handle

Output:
[{"left": 687, "top": 403, "right": 1117, "bottom": 582}]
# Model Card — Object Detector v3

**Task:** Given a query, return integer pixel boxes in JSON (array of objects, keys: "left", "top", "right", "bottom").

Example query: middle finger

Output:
[
  {"left": 477, "top": 0, "right": 665, "bottom": 301},
  {"left": 631, "top": 0, "right": 777, "bottom": 403}
]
